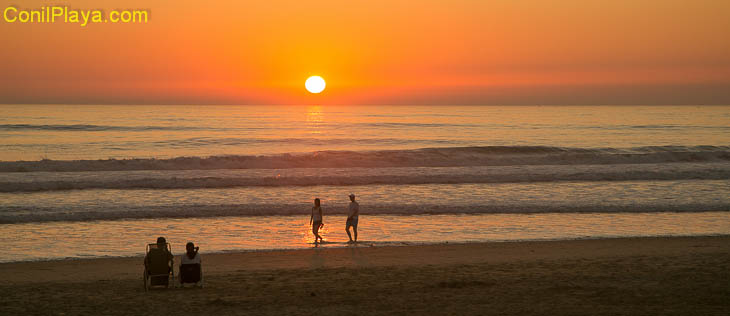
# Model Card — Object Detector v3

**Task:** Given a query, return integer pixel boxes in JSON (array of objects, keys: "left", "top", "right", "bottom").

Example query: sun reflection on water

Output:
[{"left": 305, "top": 105, "right": 324, "bottom": 135}]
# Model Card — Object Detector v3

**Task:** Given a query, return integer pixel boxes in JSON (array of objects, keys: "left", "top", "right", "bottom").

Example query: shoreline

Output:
[
  {"left": 3, "top": 233, "right": 730, "bottom": 265},
  {"left": 4, "top": 211, "right": 730, "bottom": 263}
]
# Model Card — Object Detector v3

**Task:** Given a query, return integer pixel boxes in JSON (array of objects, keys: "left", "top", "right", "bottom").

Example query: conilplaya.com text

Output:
[{"left": 3, "top": 6, "right": 149, "bottom": 27}]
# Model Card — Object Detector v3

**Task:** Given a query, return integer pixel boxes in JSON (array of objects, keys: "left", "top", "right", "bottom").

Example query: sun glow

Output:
[{"left": 305, "top": 76, "right": 326, "bottom": 94}]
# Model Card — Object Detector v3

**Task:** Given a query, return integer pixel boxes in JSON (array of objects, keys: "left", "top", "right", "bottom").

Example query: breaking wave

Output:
[
  {"left": 1, "top": 163, "right": 729, "bottom": 192},
  {"left": 1, "top": 145, "right": 728, "bottom": 172},
  {"left": 2, "top": 201, "right": 728, "bottom": 224}
]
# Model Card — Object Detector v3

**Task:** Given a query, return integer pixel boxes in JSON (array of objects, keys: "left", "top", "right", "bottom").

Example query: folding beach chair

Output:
[
  {"left": 143, "top": 242, "right": 174, "bottom": 291},
  {"left": 179, "top": 261, "right": 203, "bottom": 287}
]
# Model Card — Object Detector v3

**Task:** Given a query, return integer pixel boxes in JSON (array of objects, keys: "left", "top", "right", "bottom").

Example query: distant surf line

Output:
[{"left": 1, "top": 145, "right": 728, "bottom": 172}]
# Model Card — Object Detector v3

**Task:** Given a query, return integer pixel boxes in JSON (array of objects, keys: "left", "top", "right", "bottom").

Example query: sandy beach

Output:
[{"left": 1, "top": 236, "right": 728, "bottom": 315}]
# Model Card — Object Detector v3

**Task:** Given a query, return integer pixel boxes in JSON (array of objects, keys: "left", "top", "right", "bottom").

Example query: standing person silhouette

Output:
[
  {"left": 346, "top": 194, "right": 359, "bottom": 243},
  {"left": 310, "top": 198, "right": 324, "bottom": 243}
]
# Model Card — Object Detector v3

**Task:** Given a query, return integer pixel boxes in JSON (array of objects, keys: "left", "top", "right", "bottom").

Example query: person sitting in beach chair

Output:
[
  {"left": 143, "top": 237, "right": 174, "bottom": 291},
  {"left": 179, "top": 241, "right": 203, "bottom": 287}
]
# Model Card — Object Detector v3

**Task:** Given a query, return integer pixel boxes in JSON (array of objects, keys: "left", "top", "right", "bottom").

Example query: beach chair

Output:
[
  {"left": 143, "top": 243, "right": 174, "bottom": 291},
  {"left": 179, "top": 261, "right": 203, "bottom": 287}
]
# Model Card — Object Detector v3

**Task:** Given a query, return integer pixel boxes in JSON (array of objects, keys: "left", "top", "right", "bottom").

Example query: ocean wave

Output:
[
  {"left": 1, "top": 202, "right": 728, "bottom": 224},
  {"left": 1, "top": 145, "right": 728, "bottom": 172},
  {"left": 0, "top": 122, "right": 478, "bottom": 132},
  {"left": 0, "top": 123, "right": 219, "bottom": 132},
  {"left": 1, "top": 164, "right": 729, "bottom": 192}
]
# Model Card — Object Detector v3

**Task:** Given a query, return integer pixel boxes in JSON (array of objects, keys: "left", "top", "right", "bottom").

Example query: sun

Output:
[{"left": 305, "top": 76, "right": 326, "bottom": 94}]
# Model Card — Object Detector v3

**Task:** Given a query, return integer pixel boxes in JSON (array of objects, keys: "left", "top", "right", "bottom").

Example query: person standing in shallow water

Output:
[
  {"left": 346, "top": 194, "right": 359, "bottom": 243},
  {"left": 310, "top": 198, "right": 324, "bottom": 243}
]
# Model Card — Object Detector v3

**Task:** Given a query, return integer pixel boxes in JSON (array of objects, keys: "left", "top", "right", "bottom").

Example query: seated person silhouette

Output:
[
  {"left": 144, "top": 237, "right": 174, "bottom": 287},
  {"left": 179, "top": 242, "right": 202, "bottom": 286}
]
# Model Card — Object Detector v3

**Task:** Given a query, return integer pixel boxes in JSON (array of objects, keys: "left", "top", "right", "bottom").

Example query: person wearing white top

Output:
[
  {"left": 181, "top": 246, "right": 201, "bottom": 265},
  {"left": 309, "top": 198, "right": 324, "bottom": 243},
  {"left": 346, "top": 194, "right": 360, "bottom": 242},
  {"left": 179, "top": 241, "right": 202, "bottom": 286}
]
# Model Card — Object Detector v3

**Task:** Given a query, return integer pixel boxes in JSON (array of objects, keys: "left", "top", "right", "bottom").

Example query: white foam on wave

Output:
[
  {"left": 0, "top": 162, "right": 729, "bottom": 192},
  {"left": 1, "top": 201, "right": 728, "bottom": 224},
  {"left": 1, "top": 145, "right": 728, "bottom": 172},
  {"left": 1, "top": 180, "right": 728, "bottom": 224}
]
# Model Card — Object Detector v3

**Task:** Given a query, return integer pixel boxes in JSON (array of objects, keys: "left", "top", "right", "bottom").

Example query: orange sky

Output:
[{"left": 1, "top": 0, "right": 729, "bottom": 105}]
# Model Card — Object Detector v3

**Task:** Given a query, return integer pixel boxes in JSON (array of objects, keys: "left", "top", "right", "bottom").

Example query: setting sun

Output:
[{"left": 305, "top": 76, "right": 326, "bottom": 94}]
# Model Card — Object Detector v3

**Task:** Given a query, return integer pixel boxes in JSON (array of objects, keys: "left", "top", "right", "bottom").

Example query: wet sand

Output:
[{"left": 1, "top": 236, "right": 728, "bottom": 315}]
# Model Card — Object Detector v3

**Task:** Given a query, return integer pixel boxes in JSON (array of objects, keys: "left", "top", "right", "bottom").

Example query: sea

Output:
[{"left": 1, "top": 104, "right": 729, "bottom": 262}]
